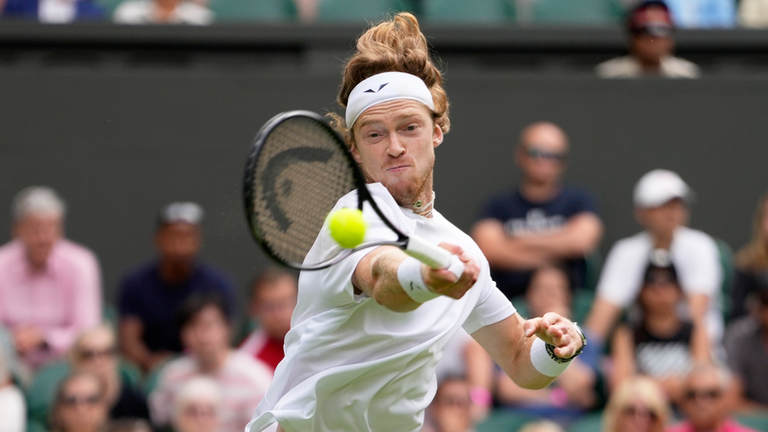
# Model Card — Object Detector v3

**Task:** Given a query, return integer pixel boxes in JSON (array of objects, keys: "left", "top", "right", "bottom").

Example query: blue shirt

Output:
[
  {"left": 118, "top": 260, "right": 236, "bottom": 353},
  {"left": 477, "top": 186, "right": 598, "bottom": 300},
  {"left": 1, "top": 0, "right": 104, "bottom": 21}
]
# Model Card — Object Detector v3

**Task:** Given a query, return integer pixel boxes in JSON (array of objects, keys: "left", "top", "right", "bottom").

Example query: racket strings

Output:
[{"left": 251, "top": 117, "right": 357, "bottom": 265}]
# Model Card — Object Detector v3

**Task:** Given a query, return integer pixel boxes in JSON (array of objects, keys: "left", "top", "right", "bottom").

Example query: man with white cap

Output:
[
  {"left": 247, "top": 12, "right": 586, "bottom": 432},
  {"left": 585, "top": 169, "right": 722, "bottom": 347}
]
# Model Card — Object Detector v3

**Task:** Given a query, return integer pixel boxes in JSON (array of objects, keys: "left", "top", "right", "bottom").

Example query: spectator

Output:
[
  {"left": 422, "top": 376, "right": 476, "bottom": 432},
  {"left": 495, "top": 265, "right": 598, "bottom": 421},
  {"left": 113, "top": 0, "right": 212, "bottom": 24},
  {"left": 731, "top": 191, "right": 768, "bottom": 320},
  {"left": 724, "top": 285, "right": 768, "bottom": 411},
  {"left": 596, "top": 1, "right": 700, "bottom": 78},
  {"left": 610, "top": 251, "right": 710, "bottom": 405},
  {"left": 585, "top": 170, "right": 723, "bottom": 347},
  {"left": 107, "top": 418, "right": 153, "bottom": 432},
  {"left": 71, "top": 324, "right": 150, "bottom": 421},
  {"left": 471, "top": 122, "right": 603, "bottom": 301},
  {"left": 238, "top": 267, "right": 297, "bottom": 372},
  {"left": 1, "top": 0, "right": 103, "bottom": 22},
  {"left": 603, "top": 376, "right": 671, "bottom": 432},
  {"left": 0, "top": 346, "right": 25, "bottom": 432},
  {"left": 171, "top": 377, "right": 221, "bottom": 432},
  {"left": 519, "top": 420, "right": 565, "bottom": 432},
  {"left": 435, "top": 330, "right": 494, "bottom": 422},
  {"left": 667, "top": 363, "right": 760, "bottom": 432},
  {"left": 739, "top": 0, "right": 768, "bottom": 27},
  {"left": 664, "top": 0, "right": 735, "bottom": 28},
  {"left": 50, "top": 371, "right": 110, "bottom": 432},
  {"left": 0, "top": 186, "right": 102, "bottom": 372},
  {"left": 149, "top": 294, "right": 272, "bottom": 432},
  {"left": 118, "top": 202, "right": 236, "bottom": 373}
]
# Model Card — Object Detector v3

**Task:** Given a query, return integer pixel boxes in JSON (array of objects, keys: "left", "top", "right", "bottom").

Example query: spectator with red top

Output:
[
  {"left": 149, "top": 293, "right": 272, "bottom": 432},
  {"left": 238, "top": 267, "right": 297, "bottom": 372},
  {"left": 667, "top": 363, "right": 759, "bottom": 432},
  {"left": 0, "top": 186, "right": 101, "bottom": 372}
]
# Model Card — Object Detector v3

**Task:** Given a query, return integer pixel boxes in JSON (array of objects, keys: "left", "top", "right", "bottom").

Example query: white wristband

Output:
[
  {"left": 397, "top": 257, "right": 440, "bottom": 303},
  {"left": 530, "top": 338, "right": 572, "bottom": 377}
]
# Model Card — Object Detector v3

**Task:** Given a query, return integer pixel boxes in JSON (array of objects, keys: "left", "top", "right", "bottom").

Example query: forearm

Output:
[
  {"left": 512, "top": 214, "right": 603, "bottom": 258},
  {"left": 352, "top": 246, "right": 421, "bottom": 312}
]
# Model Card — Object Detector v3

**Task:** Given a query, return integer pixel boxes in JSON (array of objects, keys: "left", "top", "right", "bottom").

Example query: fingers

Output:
[
  {"left": 423, "top": 243, "right": 479, "bottom": 300},
  {"left": 526, "top": 313, "right": 583, "bottom": 359}
]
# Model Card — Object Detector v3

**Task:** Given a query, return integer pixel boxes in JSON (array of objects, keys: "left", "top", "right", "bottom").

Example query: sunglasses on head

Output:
[
  {"left": 685, "top": 388, "right": 722, "bottom": 401},
  {"left": 621, "top": 406, "right": 658, "bottom": 420},
  {"left": 60, "top": 394, "right": 102, "bottom": 406},
  {"left": 525, "top": 147, "right": 568, "bottom": 162}
]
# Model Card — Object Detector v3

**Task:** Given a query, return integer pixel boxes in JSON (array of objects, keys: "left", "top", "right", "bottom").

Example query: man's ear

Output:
[
  {"left": 350, "top": 142, "right": 362, "bottom": 163},
  {"left": 433, "top": 124, "right": 443, "bottom": 148}
]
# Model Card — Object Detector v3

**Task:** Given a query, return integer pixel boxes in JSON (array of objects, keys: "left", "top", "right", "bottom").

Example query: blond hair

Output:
[
  {"left": 328, "top": 12, "right": 450, "bottom": 145},
  {"left": 736, "top": 190, "right": 768, "bottom": 272},
  {"left": 603, "top": 376, "right": 670, "bottom": 432}
]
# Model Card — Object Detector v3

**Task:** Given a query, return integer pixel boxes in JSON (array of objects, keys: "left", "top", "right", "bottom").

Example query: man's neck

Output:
[
  {"left": 644, "top": 310, "right": 681, "bottom": 337},
  {"left": 519, "top": 180, "right": 560, "bottom": 203},
  {"left": 158, "top": 260, "right": 193, "bottom": 285}
]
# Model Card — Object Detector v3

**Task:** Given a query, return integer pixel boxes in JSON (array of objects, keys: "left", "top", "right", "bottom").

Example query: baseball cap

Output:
[
  {"left": 633, "top": 169, "right": 694, "bottom": 208},
  {"left": 628, "top": 1, "right": 674, "bottom": 37},
  {"left": 643, "top": 248, "right": 679, "bottom": 285},
  {"left": 158, "top": 202, "right": 204, "bottom": 225}
]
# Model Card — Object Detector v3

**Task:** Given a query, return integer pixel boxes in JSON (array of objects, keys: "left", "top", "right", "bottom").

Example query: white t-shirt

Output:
[
  {"left": 247, "top": 183, "right": 515, "bottom": 432},
  {"left": 596, "top": 227, "right": 723, "bottom": 341}
]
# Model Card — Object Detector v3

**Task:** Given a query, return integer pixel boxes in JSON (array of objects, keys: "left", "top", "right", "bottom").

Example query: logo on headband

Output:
[{"left": 364, "top": 83, "right": 389, "bottom": 93}]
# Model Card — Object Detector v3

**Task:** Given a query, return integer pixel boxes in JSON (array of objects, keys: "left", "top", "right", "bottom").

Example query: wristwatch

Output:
[{"left": 545, "top": 322, "right": 588, "bottom": 364}]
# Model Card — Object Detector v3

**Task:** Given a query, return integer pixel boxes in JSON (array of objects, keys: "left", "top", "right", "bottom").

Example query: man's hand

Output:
[
  {"left": 422, "top": 243, "right": 479, "bottom": 300},
  {"left": 523, "top": 312, "right": 583, "bottom": 360},
  {"left": 14, "top": 326, "right": 46, "bottom": 355}
]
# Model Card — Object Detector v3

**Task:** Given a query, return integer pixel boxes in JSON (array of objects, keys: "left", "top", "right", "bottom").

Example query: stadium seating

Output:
[
  {"left": 209, "top": 0, "right": 298, "bottom": 22},
  {"left": 317, "top": 0, "right": 414, "bottom": 22},
  {"left": 421, "top": 0, "right": 515, "bottom": 23},
  {"left": 530, "top": 0, "right": 623, "bottom": 24},
  {"left": 567, "top": 412, "right": 603, "bottom": 432}
]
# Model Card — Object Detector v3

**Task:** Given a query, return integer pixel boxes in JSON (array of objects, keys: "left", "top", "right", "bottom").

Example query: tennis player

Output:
[{"left": 247, "top": 13, "right": 586, "bottom": 432}]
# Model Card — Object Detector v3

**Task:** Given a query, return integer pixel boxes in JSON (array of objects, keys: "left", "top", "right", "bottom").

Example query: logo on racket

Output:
[{"left": 262, "top": 147, "right": 335, "bottom": 231}]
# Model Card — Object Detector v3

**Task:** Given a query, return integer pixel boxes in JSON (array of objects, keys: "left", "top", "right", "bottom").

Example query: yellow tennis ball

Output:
[{"left": 328, "top": 208, "right": 366, "bottom": 249}]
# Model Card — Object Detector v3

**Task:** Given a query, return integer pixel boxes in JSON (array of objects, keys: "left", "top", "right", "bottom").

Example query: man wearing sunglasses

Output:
[
  {"left": 472, "top": 122, "right": 603, "bottom": 301},
  {"left": 596, "top": 0, "right": 700, "bottom": 78},
  {"left": 667, "top": 363, "right": 758, "bottom": 432}
]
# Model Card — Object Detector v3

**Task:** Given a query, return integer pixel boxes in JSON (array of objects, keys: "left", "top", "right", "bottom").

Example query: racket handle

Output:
[{"left": 405, "top": 236, "right": 465, "bottom": 280}]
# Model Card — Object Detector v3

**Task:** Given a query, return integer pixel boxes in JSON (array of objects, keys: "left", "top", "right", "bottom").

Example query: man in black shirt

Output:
[{"left": 471, "top": 122, "right": 603, "bottom": 300}]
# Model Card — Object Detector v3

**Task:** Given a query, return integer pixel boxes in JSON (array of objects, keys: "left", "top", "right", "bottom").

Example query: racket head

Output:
[{"left": 243, "top": 111, "right": 367, "bottom": 269}]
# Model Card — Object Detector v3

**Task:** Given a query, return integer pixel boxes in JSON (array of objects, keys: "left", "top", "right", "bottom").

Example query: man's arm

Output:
[
  {"left": 118, "top": 317, "right": 170, "bottom": 371},
  {"left": 470, "top": 312, "right": 584, "bottom": 390},
  {"left": 583, "top": 297, "right": 623, "bottom": 342},
  {"left": 471, "top": 213, "right": 603, "bottom": 270},
  {"left": 351, "top": 244, "right": 479, "bottom": 312}
]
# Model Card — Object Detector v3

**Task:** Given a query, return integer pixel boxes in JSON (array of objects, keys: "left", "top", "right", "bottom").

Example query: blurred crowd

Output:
[
  {"left": 2, "top": 116, "right": 768, "bottom": 432},
  {"left": 1, "top": 0, "right": 768, "bottom": 29}
]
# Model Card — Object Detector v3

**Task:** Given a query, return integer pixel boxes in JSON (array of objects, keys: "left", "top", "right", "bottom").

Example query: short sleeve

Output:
[
  {"left": 477, "top": 194, "right": 509, "bottom": 222},
  {"left": 674, "top": 232, "right": 721, "bottom": 296},
  {"left": 596, "top": 239, "right": 647, "bottom": 308},
  {"left": 567, "top": 188, "right": 599, "bottom": 217},
  {"left": 463, "top": 285, "right": 516, "bottom": 335}
]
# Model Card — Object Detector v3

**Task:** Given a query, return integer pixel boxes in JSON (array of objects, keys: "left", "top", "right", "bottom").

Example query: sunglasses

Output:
[
  {"left": 60, "top": 394, "right": 102, "bottom": 406},
  {"left": 621, "top": 406, "right": 658, "bottom": 420},
  {"left": 685, "top": 388, "right": 722, "bottom": 401},
  {"left": 525, "top": 147, "right": 568, "bottom": 162},
  {"left": 78, "top": 347, "right": 117, "bottom": 361}
]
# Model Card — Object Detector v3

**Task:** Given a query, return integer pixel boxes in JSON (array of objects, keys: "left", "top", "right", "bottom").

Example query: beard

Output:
[{"left": 360, "top": 156, "right": 435, "bottom": 207}]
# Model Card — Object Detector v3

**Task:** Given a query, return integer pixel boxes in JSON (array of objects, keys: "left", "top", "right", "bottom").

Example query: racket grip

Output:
[{"left": 405, "top": 236, "right": 465, "bottom": 279}]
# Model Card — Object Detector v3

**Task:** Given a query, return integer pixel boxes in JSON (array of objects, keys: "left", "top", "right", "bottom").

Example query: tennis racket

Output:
[{"left": 243, "top": 110, "right": 463, "bottom": 277}]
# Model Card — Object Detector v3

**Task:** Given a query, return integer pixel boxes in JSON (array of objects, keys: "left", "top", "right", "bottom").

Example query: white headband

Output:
[{"left": 345, "top": 72, "right": 435, "bottom": 127}]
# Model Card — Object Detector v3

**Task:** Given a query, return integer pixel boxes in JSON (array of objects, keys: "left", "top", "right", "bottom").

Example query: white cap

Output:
[{"left": 633, "top": 169, "right": 694, "bottom": 208}]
